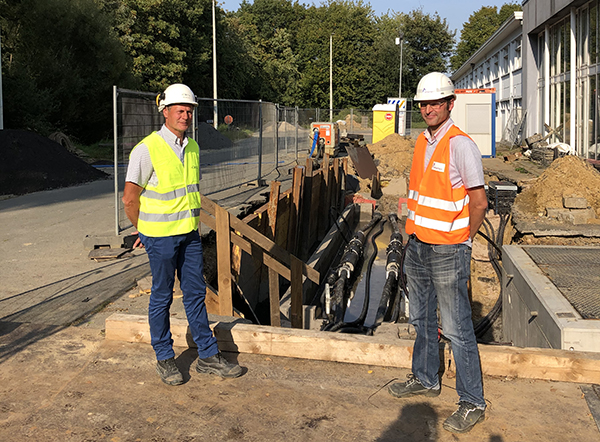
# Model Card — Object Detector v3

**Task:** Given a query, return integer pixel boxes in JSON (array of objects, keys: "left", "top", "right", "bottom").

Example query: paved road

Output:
[
  {"left": 0, "top": 178, "right": 152, "bottom": 325},
  {"left": 0, "top": 165, "right": 294, "bottom": 326}
]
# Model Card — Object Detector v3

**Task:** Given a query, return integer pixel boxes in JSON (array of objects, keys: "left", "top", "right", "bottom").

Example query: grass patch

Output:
[
  {"left": 218, "top": 124, "right": 253, "bottom": 142},
  {"left": 76, "top": 140, "right": 114, "bottom": 161}
]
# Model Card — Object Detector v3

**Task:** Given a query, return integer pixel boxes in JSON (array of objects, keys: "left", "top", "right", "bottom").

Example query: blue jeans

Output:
[
  {"left": 405, "top": 236, "right": 485, "bottom": 408},
  {"left": 139, "top": 230, "right": 219, "bottom": 361}
]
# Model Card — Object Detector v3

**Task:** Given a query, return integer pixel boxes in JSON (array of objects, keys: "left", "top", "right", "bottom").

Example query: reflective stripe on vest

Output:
[
  {"left": 405, "top": 125, "right": 472, "bottom": 244},
  {"left": 133, "top": 132, "right": 202, "bottom": 237}
]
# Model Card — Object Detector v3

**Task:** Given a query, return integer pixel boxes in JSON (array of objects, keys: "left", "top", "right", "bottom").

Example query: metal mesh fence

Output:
[{"left": 114, "top": 87, "right": 406, "bottom": 233}]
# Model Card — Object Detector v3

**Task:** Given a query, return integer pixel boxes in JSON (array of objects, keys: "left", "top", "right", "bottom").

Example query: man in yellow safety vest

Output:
[
  {"left": 122, "top": 83, "right": 243, "bottom": 385},
  {"left": 387, "top": 72, "right": 488, "bottom": 433}
]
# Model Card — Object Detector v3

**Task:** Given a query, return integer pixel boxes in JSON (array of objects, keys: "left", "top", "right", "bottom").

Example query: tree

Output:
[
  {"left": 233, "top": 0, "right": 305, "bottom": 104},
  {"left": 1, "top": 0, "right": 133, "bottom": 141},
  {"left": 294, "top": 0, "right": 379, "bottom": 109},
  {"left": 451, "top": 2, "right": 522, "bottom": 72},
  {"left": 370, "top": 10, "right": 455, "bottom": 104}
]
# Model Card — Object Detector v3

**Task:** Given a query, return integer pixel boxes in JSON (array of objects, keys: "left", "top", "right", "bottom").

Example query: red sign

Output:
[
  {"left": 385, "top": 113, "right": 393, "bottom": 121},
  {"left": 224, "top": 115, "right": 233, "bottom": 125}
]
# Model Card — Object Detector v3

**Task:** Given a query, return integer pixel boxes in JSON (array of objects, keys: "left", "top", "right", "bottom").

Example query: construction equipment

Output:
[{"left": 310, "top": 122, "right": 340, "bottom": 157}]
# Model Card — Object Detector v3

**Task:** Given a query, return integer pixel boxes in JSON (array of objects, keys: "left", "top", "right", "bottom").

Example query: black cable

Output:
[
  {"left": 473, "top": 214, "right": 511, "bottom": 338},
  {"left": 336, "top": 218, "right": 386, "bottom": 331}
]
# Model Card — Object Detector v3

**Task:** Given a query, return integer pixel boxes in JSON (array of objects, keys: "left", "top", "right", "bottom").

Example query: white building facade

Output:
[
  {"left": 452, "top": 12, "right": 524, "bottom": 145},
  {"left": 522, "top": 0, "right": 600, "bottom": 159}
]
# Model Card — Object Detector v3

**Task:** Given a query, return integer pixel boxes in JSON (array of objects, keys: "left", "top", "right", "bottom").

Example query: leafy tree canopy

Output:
[{"left": 451, "top": 2, "right": 522, "bottom": 72}]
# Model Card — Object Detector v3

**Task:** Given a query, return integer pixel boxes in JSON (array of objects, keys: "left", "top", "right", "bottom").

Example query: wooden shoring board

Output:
[
  {"left": 201, "top": 194, "right": 319, "bottom": 284},
  {"left": 307, "top": 170, "right": 323, "bottom": 247},
  {"left": 268, "top": 267, "right": 281, "bottom": 327},
  {"left": 299, "top": 159, "right": 315, "bottom": 260},
  {"left": 267, "top": 181, "right": 281, "bottom": 241},
  {"left": 332, "top": 157, "right": 340, "bottom": 215},
  {"left": 216, "top": 204, "right": 233, "bottom": 316},
  {"left": 105, "top": 313, "right": 600, "bottom": 384},
  {"left": 290, "top": 255, "right": 304, "bottom": 328},
  {"left": 287, "top": 166, "right": 304, "bottom": 256}
]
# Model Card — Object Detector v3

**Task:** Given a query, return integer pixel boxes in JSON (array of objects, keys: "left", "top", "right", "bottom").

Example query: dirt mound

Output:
[
  {"left": 0, "top": 129, "right": 108, "bottom": 196},
  {"left": 367, "top": 133, "right": 415, "bottom": 178},
  {"left": 513, "top": 155, "right": 600, "bottom": 218},
  {"left": 278, "top": 121, "right": 296, "bottom": 132},
  {"left": 196, "top": 122, "right": 233, "bottom": 150}
]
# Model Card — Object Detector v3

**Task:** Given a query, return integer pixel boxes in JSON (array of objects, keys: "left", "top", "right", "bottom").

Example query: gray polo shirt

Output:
[{"left": 125, "top": 124, "right": 201, "bottom": 188}]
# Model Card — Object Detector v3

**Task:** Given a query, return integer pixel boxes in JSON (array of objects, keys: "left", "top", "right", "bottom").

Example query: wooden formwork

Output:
[{"left": 202, "top": 156, "right": 348, "bottom": 328}]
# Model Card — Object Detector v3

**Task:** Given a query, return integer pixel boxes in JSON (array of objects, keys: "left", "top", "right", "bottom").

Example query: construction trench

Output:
[
  {"left": 105, "top": 136, "right": 600, "bottom": 400},
  {"left": 4, "top": 128, "right": 600, "bottom": 439}
]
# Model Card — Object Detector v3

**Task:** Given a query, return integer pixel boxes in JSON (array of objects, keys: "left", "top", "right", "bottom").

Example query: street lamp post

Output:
[
  {"left": 212, "top": 0, "right": 218, "bottom": 129},
  {"left": 395, "top": 33, "right": 404, "bottom": 99},
  {"left": 330, "top": 33, "right": 333, "bottom": 122}
]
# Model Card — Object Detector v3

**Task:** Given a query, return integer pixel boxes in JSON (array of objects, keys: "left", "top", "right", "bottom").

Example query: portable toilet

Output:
[{"left": 372, "top": 104, "right": 398, "bottom": 144}]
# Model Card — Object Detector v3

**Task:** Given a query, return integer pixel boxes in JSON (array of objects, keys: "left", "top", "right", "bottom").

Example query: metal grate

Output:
[{"left": 523, "top": 247, "right": 600, "bottom": 319}]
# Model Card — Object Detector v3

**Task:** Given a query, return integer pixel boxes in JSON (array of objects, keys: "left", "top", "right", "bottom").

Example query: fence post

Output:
[
  {"left": 275, "top": 103, "right": 280, "bottom": 172},
  {"left": 350, "top": 108, "right": 354, "bottom": 133},
  {"left": 113, "top": 85, "right": 119, "bottom": 236},
  {"left": 258, "top": 99, "right": 263, "bottom": 183},
  {"left": 295, "top": 106, "right": 299, "bottom": 162}
]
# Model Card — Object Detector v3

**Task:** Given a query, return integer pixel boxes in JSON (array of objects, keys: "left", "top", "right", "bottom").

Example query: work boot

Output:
[
  {"left": 388, "top": 373, "right": 441, "bottom": 398},
  {"left": 156, "top": 357, "right": 184, "bottom": 386},
  {"left": 196, "top": 352, "right": 243, "bottom": 378},
  {"left": 443, "top": 401, "right": 485, "bottom": 433}
]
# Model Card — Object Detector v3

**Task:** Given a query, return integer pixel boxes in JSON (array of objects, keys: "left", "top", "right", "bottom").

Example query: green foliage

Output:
[
  {"left": 0, "top": 0, "right": 461, "bottom": 142},
  {"left": 1, "top": 0, "right": 133, "bottom": 141},
  {"left": 217, "top": 124, "right": 253, "bottom": 141},
  {"left": 451, "top": 2, "right": 522, "bottom": 72}
]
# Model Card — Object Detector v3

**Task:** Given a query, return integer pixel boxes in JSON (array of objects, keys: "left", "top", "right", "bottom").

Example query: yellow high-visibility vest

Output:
[
  {"left": 405, "top": 125, "right": 471, "bottom": 244},
  {"left": 133, "top": 132, "right": 201, "bottom": 237}
]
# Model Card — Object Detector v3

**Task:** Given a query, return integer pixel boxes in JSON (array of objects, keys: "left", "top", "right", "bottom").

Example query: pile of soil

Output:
[
  {"left": 367, "top": 133, "right": 415, "bottom": 178},
  {"left": 0, "top": 129, "right": 108, "bottom": 196},
  {"left": 196, "top": 122, "right": 233, "bottom": 150},
  {"left": 513, "top": 155, "right": 600, "bottom": 218}
]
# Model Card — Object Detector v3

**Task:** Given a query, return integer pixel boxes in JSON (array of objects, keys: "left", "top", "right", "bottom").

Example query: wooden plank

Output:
[
  {"left": 199, "top": 210, "right": 215, "bottom": 230},
  {"left": 307, "top": 171, "right": 322, "bottom": 247},
  {"left": 200, "top": 194, "right": 319, "bottom": 285},
  {"left": 332, "top": 157, "right": 340, "bottom": 214},
  {"left": 215, "top": 204, "right": 233, "bottom": 316},
  {"left": 287, "top": 166, "right": 304, "bottom": 256},
  {"left": 106, "top": 313, "right": 600, "bottom": 384},
  {"left": 228, "top": 203, "right": 319, "bottom": 284},
  {"left": 267, "top": 181, "right": 281, "bottom": 241},
  {"left": 299, "top": 163, "right": 314, "bottom": 260},
  {"left": 290, "top": 255, "right": 303, "bottom": 329},
  {"left": 324, "top": 161, "right": 334, "bottom": 229},
  {"left": 268, "top": 268, "right": 281, "bottom": 327}
]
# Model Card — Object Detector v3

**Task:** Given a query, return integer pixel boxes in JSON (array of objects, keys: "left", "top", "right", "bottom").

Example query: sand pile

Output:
[
  {"left": 278, "top": 121, "right": 297, "bottom": 132},
  {"left": 367, "top": 133, "right": 415, "bottom": 178},
  {"left": 513, "top": 155, "right": 600, "bottom": 219}
]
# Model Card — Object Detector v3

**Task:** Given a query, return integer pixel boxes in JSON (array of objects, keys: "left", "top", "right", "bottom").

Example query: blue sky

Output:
[{"left": 218, "top": 0, "right": 516, "bottom": 35}]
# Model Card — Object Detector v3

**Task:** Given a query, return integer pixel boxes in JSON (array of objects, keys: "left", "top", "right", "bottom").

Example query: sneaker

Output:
[
  {"left": 156, "top": 357, "right": 184, "bottom": 386},
  {"left": 443, "top": 401, "right": 485, "bottom": 433},
  {"left": 195, "top": 352, "right": 243, "bottom": 378},
  {"left": 388, "top": 374, "right": 441, "bottom": 398}
]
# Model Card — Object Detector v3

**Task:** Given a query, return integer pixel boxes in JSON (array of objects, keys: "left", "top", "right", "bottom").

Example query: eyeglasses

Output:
[{"left": 416, "top": 100, "right": 449, "bottom": 110}]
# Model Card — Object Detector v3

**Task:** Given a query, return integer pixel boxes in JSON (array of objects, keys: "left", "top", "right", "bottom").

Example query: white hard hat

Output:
[
  {"left": 156, "top": 83, "right": 198, "bottom": 112},
  {"left": 414, "top": 72, "right": 455, "bottom": 102}
]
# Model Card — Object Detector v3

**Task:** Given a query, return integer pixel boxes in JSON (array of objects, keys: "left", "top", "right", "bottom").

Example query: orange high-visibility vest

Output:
[{"left": 405, "top": 125, "right": 472, "bottom": 244}]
